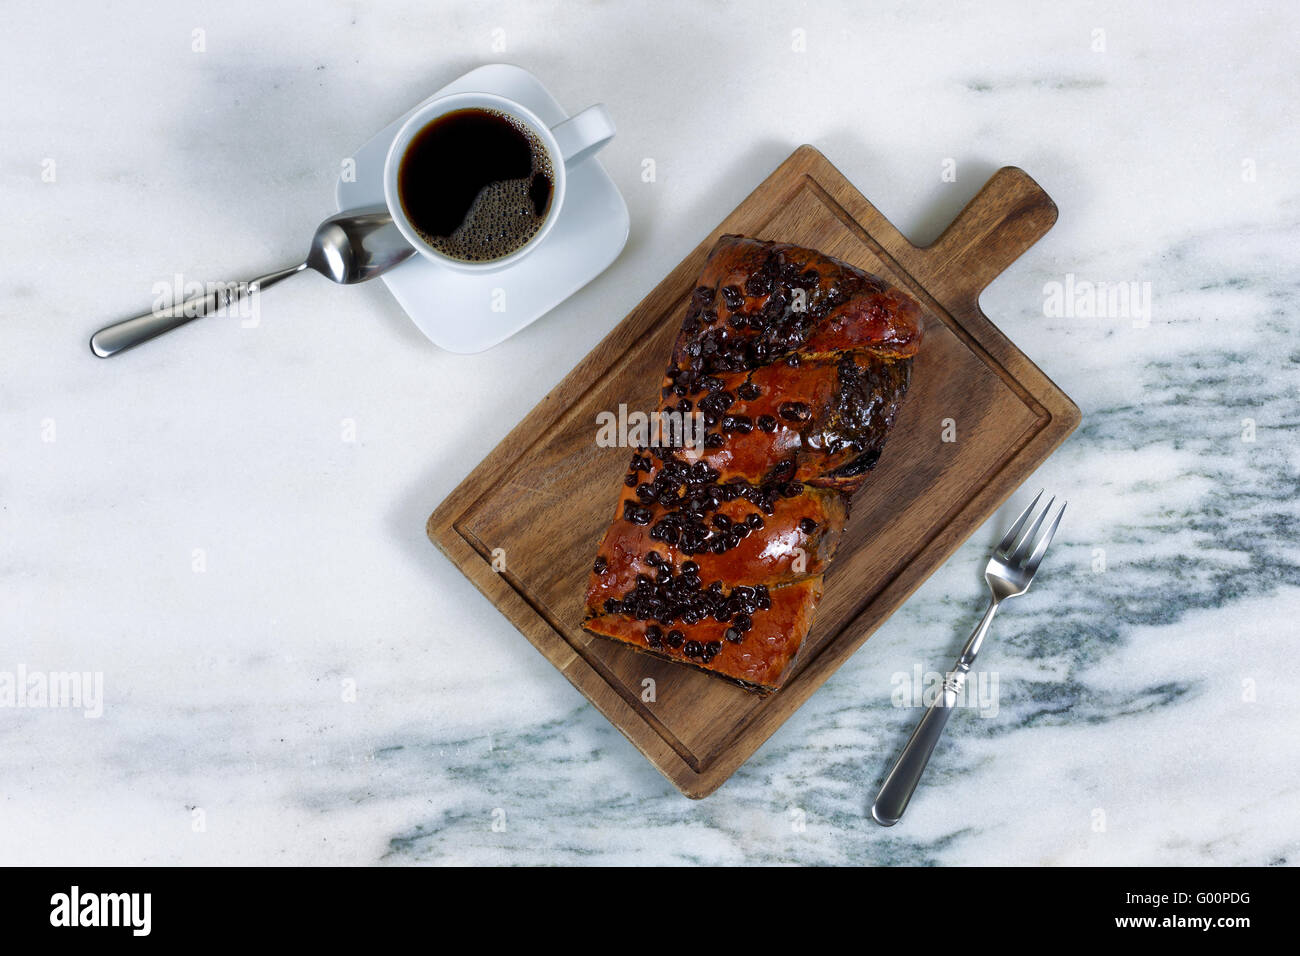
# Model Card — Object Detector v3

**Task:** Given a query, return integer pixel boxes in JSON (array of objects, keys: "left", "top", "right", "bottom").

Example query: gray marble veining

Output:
[{"left": 1, "top": 0, "right": 1296, "bottom": 865}]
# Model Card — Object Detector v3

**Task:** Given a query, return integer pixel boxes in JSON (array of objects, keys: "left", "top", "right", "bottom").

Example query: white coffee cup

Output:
[{"left": 383, "top": 91, "right": 615, "bottom": 272}]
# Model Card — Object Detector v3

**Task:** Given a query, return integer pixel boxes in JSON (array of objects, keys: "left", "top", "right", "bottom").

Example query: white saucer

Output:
[{"left": 336, "top": 64, "right": 630, "bottom": 353}]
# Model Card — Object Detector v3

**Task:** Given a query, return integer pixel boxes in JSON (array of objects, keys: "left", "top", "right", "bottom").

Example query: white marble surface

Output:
[{"left": 2, "top": 1, "right": 1297, "bottom": 865}]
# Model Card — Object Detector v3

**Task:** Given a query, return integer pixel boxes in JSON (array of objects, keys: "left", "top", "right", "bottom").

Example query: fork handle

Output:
[{"left": 871, "top": 600, "right": 1000, "bottom": 826}]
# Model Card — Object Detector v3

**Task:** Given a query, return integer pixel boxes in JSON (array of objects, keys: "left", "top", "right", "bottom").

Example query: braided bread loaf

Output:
[{"left": 584, "top": 236, "right": 922, "bottom": 691}]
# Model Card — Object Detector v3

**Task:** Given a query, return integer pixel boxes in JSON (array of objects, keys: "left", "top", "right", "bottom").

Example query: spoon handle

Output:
[{"left": 90, "top": 262, "right": 306, "bottom": 358}]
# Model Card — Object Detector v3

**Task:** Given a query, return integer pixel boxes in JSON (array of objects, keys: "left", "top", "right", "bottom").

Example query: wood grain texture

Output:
[{"left": 427, "top": 146, "right": 1079, "bottom": 797}]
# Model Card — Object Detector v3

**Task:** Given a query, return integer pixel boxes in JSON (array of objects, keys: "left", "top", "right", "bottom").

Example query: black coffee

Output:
[{"left": 397, "top": 108, "right": 554, "bottom": 262}]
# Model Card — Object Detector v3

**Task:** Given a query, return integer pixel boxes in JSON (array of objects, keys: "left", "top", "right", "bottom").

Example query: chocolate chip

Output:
[
  {"left": 593, "top": 555, "right": 607, "bottom": 574},
  {"left": 623, "top": 501, "right": 653, "bottom": 524},
  {"left": 699, "top": 391, "right": 734, "bottom": 415}
]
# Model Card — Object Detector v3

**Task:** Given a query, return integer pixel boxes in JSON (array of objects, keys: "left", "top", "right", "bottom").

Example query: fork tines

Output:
[{"left": 1000, "top": 489, "right": 1066, "bottom": 573}]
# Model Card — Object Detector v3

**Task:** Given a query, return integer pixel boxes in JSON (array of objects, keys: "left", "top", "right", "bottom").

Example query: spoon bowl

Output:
[{"left": 307, "top": 207, "right": 415, "bottom": 285}]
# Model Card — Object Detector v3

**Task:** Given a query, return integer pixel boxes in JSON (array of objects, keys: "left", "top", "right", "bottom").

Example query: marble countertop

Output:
[{"left": 2, "top": 0, "right": 1296, "bottom": 865}]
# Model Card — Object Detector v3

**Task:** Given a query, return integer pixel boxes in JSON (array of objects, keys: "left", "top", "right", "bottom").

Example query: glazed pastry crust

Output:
[{"left": 583, "top": 236, "right": 922, "bottom": 692}]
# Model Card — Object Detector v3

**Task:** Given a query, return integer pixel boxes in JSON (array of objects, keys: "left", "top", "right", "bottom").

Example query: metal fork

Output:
[{"left": 871, "top": 490, "right": 1066, "bottom": 826}]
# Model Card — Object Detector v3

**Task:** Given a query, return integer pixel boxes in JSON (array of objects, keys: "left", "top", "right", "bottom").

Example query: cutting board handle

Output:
[{"left": 922, "top": 166, "right": 1058, "bottom": 310}]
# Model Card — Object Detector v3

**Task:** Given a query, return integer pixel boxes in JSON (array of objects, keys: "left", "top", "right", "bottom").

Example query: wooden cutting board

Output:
[{"left": 427, "top": 146, "right": 1079, "bottom": 797}]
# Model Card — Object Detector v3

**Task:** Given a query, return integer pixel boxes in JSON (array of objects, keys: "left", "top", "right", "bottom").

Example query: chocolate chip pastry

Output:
[{"left": 584, "top": 236, "right": 923, "bottom": 692}]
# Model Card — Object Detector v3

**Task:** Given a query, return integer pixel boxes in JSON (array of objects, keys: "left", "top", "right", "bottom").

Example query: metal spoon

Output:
[{"left": 89, "top": 205, "right": 415, "bottom": 358}]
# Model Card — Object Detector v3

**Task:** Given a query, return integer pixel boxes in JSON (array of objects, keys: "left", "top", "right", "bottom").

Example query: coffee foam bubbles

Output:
[{"left": 418, "top": 111, "right": 554, "bottom": 263}]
